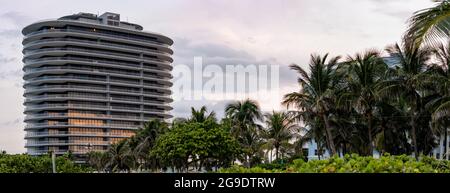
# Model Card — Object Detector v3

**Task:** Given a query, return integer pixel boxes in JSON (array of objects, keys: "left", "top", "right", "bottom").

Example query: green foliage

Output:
[
  {"left": 0, "top": 153, "right": 91, "bottom": 173},
  {"left": 151, "top": 120, "right": 242, "bottom": 171},
  {"left": 218, "top": 154, "right": 450, "bottom": 173}
]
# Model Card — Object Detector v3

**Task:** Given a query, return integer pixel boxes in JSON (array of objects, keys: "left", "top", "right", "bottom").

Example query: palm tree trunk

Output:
[
  {"left": 382, "top": 124, "right": 386, "bottom": 155},
  {"left": 444, "top": 128, "right": 448, "bottom": 160},
  {"left": 275, "top": 146, "right": 279, "bottom": 161},
  {"left": 367, "top": 113, "right": 374, "bottom": 156},
  {"left": 321, "top": 113, "right": 337, "bottom": 156},
  {"left": 411, "top": 113, "right": 419, "bottom": 160}
]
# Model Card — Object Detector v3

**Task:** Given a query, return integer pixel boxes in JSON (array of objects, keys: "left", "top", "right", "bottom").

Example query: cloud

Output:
[
  {"left": 0, "top": 118, "right": 21, "bottom": 126},
  {"left": 170, "top": 37, "right": 297, "bottom": 118},
  {"left": 174, "top": 37, "right": 254, "bottom": 59},
  {"left": 0, "top": 29, "right": 21, "bottom": 38},
  {"left": 0, "top": 55, "right": 17, "bottom": 64},
  {"left": 0, "top": 69, "right": 22, "bottom": 80},
  {"left": 0, "top": 11, "right": 30, "bottom": 25}
]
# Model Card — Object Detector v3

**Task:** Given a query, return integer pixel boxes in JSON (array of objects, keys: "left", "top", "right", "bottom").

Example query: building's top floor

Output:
[
  {"left": 21, "top": 12, "right": 173, "bottom": 46},
  {"left": 59, "top": 12, "right": 144, "bottom": 31}
]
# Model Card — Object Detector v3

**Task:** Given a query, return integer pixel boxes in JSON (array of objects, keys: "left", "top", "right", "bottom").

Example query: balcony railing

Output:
[
  {"left": 24, "top": 37, "right": 171, "bottom": 56},
  {"left": 25, "top": 47, "right": 171, "bottom": 64},
  {"left": 24, "top": 56, "right": 171, "bottom": 71},
  {"left": 25, "top": 85, "right": 107, "bottom": 92},
  {"left": 25, "top": 29, "right": 169, "bottom": 47},
  {"left": 25, "top": 140, "right": 112, "bottom": 146},
  {"left": 25, "top": 66, "right": 141, "bottom": 77},
  {"left": 26, "top": 94, "right": 107, "bottom": 101},
  {"left": 25, "top": 131, "right": 135, "bottom": 138},
  {"left": 25, "top": 113, "right": 141, "bottom": 120},
  {"left": 25, "top": 104, "right": 109, "bottom": 110},
  {"left": 24, "top": 113, "right": 167, "bottom": 121},
  {"left": 25, "top": 122, "right": 141, "bottom": 129},
  {"left": 25, "top": 75, "right": 106, "bottom": 83},
  {"left": 28, "top": 149, "right": 106, "bottom": 155},
  {"left": 25, "top": 102, "right": 169, "bottom": 112},
  {"left": 25, "top": 95, "right": 167, "bottom": 107}
]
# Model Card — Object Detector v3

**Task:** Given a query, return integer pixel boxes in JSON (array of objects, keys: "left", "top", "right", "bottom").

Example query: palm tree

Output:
[
  {"left": 429, "top": 41, "right": 450, "bottom": 121},
  {"left": 263, "top": 111, "right": 296, "bottom": 161},
  {"left": 225, "top": 99, "right": 262, "bottom": 167},
  {"left": 189, "top": 106, "right": 217, "bottom": 123},
  {"left": 283, "top": 53, "right": 341, "bottom": 156},
  {"left": 225, "top": 99, "right": 262, "bottom": 134},
  {"left": 427, "top": 40, "right": 450, "bottom": 159},
  {"left": 404, "top": 0, "right": 450, "bottom": 48},
  {"left": 379, "top": 43, "right": 432, "bottom": 159},
  {"left": 340, "top": 50, "right": 388, "bottom": 155},
  {"left": 404, "top": 3, "right": 450, "bottom": 157},
  {"left": 128, "top": 119, "right": 168, "bottom": 171},
  {"left": 86, "top": 151, "right": 109, "bottom": 172},
  {"left": 106, "top": 141, "right": 134, "bottom": 172}
]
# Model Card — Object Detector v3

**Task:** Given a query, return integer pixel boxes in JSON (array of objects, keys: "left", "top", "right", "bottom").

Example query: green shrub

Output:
[
  {"left": 218, "top": 154, "right": 450, "bottom": 173},
  {"left": 0, "top": 153, "right": 92, "bottom": 173}
]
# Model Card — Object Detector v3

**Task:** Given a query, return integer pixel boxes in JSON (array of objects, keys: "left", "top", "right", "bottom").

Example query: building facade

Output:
[{"left": 22, "top": 12, "right": 173, "bottom": 157}]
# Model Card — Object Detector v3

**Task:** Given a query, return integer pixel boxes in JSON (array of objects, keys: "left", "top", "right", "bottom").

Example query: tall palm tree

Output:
[
  {"left": 429, "top": 41, "right": 450, "bottom": 121},
  {"left": 379, "top": 43, "right": 432, "bottom": 158},
  {"left": 128, "top": 119, "right": 168, "bottom": 171},
  {"left": 225, "top": 99, "right": 262, "bottom": 135},
  {"left": 341, "top": 50, "right": 388, "bottom": 155},
  {"left": 404, "top": 0, "right": 450, "bottom": 48},
  {"left": 189, "top": 106, "right": 217, "bottom": 123},
  {"left": 106, "top": 141, "right": 134, "bottom": 172},
  {"left": 86, "top": 151, "right": 109, "bottom": 172},
  {"left": 283, "top": 53, "right": 341, "bottom": 156},
  {"left": 225, "top": 99, "right": 262, "bottom": 167},
  {"left": 263, "top": 111, "right": 296, "bottom": 160},
  {"left": 427, "top": 40, "right": 450, "bottom": 158}
]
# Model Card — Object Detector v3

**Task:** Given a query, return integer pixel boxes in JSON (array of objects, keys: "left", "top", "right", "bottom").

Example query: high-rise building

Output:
[{"left": 22, "top": 12, "right": 173, "bottom": 157}]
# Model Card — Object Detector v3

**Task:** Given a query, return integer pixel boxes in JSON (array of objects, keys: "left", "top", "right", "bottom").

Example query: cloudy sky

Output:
[{"left": 0, "top": 0, "right": 436, "bottom": 153}]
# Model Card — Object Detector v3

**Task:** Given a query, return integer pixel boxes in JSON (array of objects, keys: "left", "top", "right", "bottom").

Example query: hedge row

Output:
[{"left": 218, "top": 154, "right": 450, "bottom": 173}]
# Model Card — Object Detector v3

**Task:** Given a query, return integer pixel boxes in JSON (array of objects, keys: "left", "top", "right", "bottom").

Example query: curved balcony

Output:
[
  {"left": 23, "top": 75, "right": 172, "bottom": 87},
  {"left": 23, "top": 65, "right": 172, "bottom": 80},
  {"left": 24, "top": 103, "right": 169, "bottom": 115},
  {"left": 27, "top": 150, "right": 94, "bottom": 156},
  {"left": 24, "top": 85, "right": 172, "bottom": 101},
  {"left": 23, "top": 28, "right": 171, "bottom": 49},
  {"left": 23, "top": 37, "right": 172, "bottom": 57},
  {"left": 25, "top": 122, "right": 141, "bottom": 130},
  {"left": 23, "top": 47, "right": 172, "bottom": 65},
  {"left": 25, "top": 140, "right": 112, "bottom": 147},
  {"left": 24, "top": 56, "right": 172, "bottom": 71},
  {"left": 24, "top": 94, "right": 170, "bottom": 109},
  {"left": 24, "top": 113, "right": 166, "bottom": 122},
  {"left": 25, "top": 131, "right": 133, "bottom": 138}
]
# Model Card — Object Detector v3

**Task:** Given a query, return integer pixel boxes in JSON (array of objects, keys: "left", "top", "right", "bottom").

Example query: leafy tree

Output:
[
  {"left": 0, "top": 153, "right": 91, "bottom": 173},
  {"left": 151, "top": 121, "right": 242, "bottom": 172}
]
